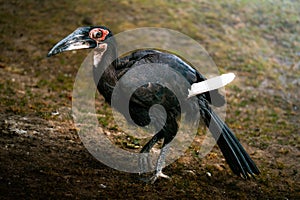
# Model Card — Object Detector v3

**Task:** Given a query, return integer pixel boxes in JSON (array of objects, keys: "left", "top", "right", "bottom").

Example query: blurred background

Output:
[{"left": 0, "top": 0, "right": 299, "bottom": 199}]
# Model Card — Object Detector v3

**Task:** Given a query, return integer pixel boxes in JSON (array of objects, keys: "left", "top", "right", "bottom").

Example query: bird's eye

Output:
[{"left": 94, "top": 31, "right": 103, "bottom": 38}]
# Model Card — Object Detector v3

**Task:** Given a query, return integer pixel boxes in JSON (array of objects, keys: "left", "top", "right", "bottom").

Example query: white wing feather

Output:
[{"left": 188, "top": 73, "right": 235, "bottom": 98}]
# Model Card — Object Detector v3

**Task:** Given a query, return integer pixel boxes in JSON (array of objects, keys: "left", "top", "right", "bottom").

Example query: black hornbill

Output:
[{"left": 48, "top": 26, "right": 260, "bottom": 182}]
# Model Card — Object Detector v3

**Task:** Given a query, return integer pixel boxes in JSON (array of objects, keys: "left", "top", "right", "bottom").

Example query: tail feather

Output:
[{"left": 203, "top": 106, "right": 260, "bottom": 178}]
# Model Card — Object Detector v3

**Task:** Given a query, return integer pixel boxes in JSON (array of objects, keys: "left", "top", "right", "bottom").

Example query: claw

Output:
[{"left": 150, "top": 171, "right": 171, "bottom": 184}]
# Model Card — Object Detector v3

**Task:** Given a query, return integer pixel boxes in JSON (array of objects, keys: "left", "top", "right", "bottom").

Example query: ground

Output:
[{"left": 0, "top": 0, "right": 299, "bottom": 199}]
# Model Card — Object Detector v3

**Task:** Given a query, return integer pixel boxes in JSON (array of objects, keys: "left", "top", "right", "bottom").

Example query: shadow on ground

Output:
[{"left": 0, "top": 0, "right": 299, "bottom": 199}]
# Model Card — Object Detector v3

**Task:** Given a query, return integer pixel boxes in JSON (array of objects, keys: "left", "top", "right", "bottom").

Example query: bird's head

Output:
[{"left": 47, "top": 26, "right": 113, "bottom": 57}]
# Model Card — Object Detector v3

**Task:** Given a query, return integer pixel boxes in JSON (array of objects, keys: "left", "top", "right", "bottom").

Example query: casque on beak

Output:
[{"left": 47, "top": 27, "right": 97, "bottom": 57}]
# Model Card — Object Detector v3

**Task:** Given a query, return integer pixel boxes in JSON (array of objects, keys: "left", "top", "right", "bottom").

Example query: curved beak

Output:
[{"left": 47, "top": 27, "right": 96, "bottom": 57}]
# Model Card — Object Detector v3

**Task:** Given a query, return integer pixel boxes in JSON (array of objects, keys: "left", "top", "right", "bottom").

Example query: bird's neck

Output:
[{"left": 93, "top": 42, "right": 118, "bottom": 103}]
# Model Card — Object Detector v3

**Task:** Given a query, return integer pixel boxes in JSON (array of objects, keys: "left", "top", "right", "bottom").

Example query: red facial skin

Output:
[{"left": 89, "top": 28, "right": 109, "bottom": 42}]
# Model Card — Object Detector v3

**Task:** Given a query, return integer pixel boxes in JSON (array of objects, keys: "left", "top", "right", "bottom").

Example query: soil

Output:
[{"left": 0, "top": 1, "right": 299, "bottom": 199}]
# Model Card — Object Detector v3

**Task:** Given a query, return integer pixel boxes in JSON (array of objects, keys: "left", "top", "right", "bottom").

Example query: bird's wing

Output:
[{"left": 117, "top": 50, "right": 225, "bottom": 107}]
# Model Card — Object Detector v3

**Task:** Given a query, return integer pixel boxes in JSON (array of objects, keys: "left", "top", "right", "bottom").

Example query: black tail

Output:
[{"left": 202, "top": 106, "right": 260, "bottom": 179}]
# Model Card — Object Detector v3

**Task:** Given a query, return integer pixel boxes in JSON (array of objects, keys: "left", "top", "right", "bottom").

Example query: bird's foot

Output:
[{"left": 149, "top": 171, "right": 171, "bottom": 184}]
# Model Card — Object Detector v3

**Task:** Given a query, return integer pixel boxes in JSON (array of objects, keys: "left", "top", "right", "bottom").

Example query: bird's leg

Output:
[
  {"left": 139, "top": 132, "right": 163, "bottom": 176},
  {"left": 150, "top": 143, "right": 171, "bottom": 184},
  {"left": 139, "top": 153, "right": 152, "bottom": 174}
]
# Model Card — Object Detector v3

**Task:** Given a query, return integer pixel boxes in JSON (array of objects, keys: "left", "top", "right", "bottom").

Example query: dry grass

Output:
[{"left": 0, "top": 0, "right": 299, "bottom": 199}]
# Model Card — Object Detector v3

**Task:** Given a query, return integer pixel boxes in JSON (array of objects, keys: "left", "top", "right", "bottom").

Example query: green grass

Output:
[{"left": 0, "top": 0, "right": 299, "bottom": 198}]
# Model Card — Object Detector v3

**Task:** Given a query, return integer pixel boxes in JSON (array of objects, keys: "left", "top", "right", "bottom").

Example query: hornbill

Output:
[{"left": 48, "top": 26, "right": 260, "bottom": 182}]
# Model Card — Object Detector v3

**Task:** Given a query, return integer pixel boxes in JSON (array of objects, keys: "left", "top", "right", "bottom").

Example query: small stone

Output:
[
  {"left": 51, "top": 111, "right": 59, "bottom": 116},
  {"left": 206, "top": 172, "right": 212, "bottom": 177}
]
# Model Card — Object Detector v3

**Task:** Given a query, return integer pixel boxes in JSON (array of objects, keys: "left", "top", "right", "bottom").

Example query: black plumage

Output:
[{"left": 48, "top": 26, "right": 260, "bottom": 182}]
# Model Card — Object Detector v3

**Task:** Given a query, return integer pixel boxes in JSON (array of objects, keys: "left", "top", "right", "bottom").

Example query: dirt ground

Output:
[{"left": 0, "top": 1, "right": 299, "bottom": 199}]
